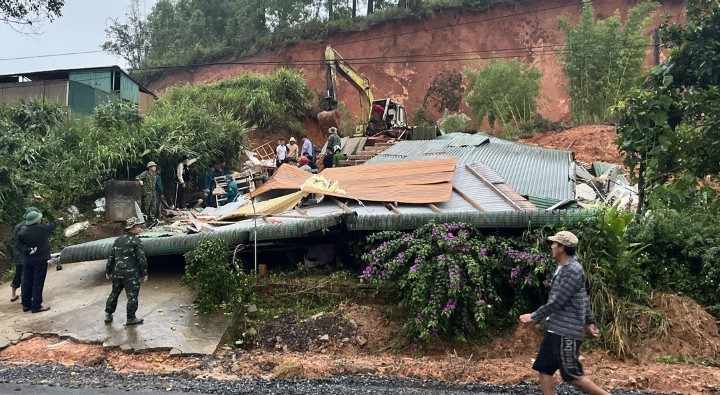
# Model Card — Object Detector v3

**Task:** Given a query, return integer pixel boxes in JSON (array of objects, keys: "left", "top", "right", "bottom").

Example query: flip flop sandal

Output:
[{"left": 10, "top": 295, "right": 19, "bottom": 302}]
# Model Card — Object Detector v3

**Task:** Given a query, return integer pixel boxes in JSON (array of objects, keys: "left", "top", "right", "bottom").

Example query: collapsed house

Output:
[{"left": 60, "top": 133, "right": 627, "bottom": 264}]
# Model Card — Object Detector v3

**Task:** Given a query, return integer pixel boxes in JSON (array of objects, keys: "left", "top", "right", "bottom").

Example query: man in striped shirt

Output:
[{"left": 519, "top": 231, "right": 610, "bottom": 395}]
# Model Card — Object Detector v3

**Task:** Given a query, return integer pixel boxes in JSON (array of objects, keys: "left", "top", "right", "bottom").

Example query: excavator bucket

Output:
[{"left": 317, "top": 110, "right": 341, "bottom": 132}]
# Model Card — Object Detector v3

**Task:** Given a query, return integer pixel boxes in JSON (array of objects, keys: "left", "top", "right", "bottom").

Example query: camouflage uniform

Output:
[
  {"left": 105, "top": 226, "right": 148, "bottom": 321},
  {"left": 136, "top": 169, "right": 158, "bottom": 222}
]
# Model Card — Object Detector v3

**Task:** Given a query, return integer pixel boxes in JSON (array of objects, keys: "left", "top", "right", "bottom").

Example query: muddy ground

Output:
[{"left": 1, "top": 294, "right": 719, "bottom": 394}]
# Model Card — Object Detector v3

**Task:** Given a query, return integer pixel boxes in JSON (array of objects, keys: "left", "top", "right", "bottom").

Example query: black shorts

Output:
[{"left": 532, "top": 332, "right": 584, "bottom": 382}]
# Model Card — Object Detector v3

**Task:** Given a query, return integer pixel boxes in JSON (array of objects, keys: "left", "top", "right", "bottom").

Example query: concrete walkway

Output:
[{"left": 0, "top": 260, "right": 232, "bottom": 354}]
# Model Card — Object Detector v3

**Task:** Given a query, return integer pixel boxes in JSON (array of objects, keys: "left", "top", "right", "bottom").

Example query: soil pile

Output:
[
  {"left": 519, "top": 124, "right": 622, "bottom": 164},
  {"left": 641, "top": 293, "right": 720, "bottom": 363},
  {"left": 256, "top": 312, "right": 358, "bottom": 352}
]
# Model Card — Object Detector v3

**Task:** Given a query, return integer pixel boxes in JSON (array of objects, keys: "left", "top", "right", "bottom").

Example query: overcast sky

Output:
[{"left": 0, "top": 0, "right": 157, "bottom": 75}]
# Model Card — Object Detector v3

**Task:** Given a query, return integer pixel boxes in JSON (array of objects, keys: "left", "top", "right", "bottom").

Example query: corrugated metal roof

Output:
[
  {"left": 452, "top": 166, "right": 517, "bottom": 211},
  {"left": 366, "top": 133, "right": 573, "bottom": 201},
  {"left": 438, "top": 133, "right": 490, "bottom": 147}
]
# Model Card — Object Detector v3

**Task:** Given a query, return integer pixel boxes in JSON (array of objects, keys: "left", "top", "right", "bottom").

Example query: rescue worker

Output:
[
  {"left": 224, "top": 174, "right": 239, "bottom": 204},
  {"left": 9, "top": 207, "right": 41, "bottom": 303},
  {"left": 176, "top": 155, "right": 199, "bottom": 208},
  {"left": 323, "top": 127, "right": 341, "bottom": 169},
  {"left": 105, "top": 217, "right": 148, "bottom": 326},
  {"left": 136, "top": 161, "right": 158, "bottom": 224},
  {"left": 155, "top": 165, "right": 164, "bottom": 219},
  {"left": 16, "top": 209, "right": 63, "bottom": 313},
  {"left": 332, "top": 145, "right": 346, "bottom": 168}
]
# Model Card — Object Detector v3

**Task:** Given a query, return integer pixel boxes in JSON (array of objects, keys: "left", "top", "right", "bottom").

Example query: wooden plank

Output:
[
  {"left": 465, "top": 165, "right": 523, "bottom": 211},
  {"left": 453, "top": 186, "right": 485, "bottom": 212},
  {"left": 427, "top": 204, "right": 441, "bottom": 213},
  {"left": 385, "top": 203, "right": 401, "bottom": 215},
  {"left": 331, "top": 198, "right": 353, "bottom": 213}
]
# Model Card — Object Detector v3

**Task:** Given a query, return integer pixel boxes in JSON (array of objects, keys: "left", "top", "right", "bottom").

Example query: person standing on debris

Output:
[
  {"left": 105, "top": 217, "right": 148, "bottom": 326},
  {"left": 287, "top": 137, "right": 299, "bottom": 162},
  {"left": 155, "top": 166, "right": 164, "bottom": 219},
  {"left": 519, "top": 231, "right": 609, "bottom": 395},
  {"left": 301, "top": 135, "right": 314, "bottom": 158},
  {"left": 200, "top": 164, "right": 216, "bottom": 207},
  {"left": 224, "top": 174, "right": 239, "bottom": 204},
  {"left": 16, "top": 210, "right": 63, "bottom": 313},
  {"left": 323, "top": 127, "right": 341, "bottom": 169},
  {"left": 276, "top": 139, "right": 288, "bottom": 167},
  {"left": 9, "top": 207, "right": 41, "bottom": 303},
  {"left": 136, "top": 161, "right": 158, "bottom": 224},
  {"left": 332, "top": 145, "right": 346, "bottom": 168},
  {"left": 175, "top": 155, "right": 199, "bottom": 209}
]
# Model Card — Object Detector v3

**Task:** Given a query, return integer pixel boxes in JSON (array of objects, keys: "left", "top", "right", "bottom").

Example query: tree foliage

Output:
[
  {"left": 102, "top": 0, "right": 150, "bottom": 69},
  {"left": 423, "top": 69, "right": 464, "bottom": 113},
  {"left": 162, "top": 68, "right": 314, "bottom": 135},
  {"left": 464, "top": 58, "right": 541, "bottom": 130},
  {"left": 0, "top": 99, "right": 248, "bottom": 222},
  {"left": 102, "top": 0, "right": 528, "bottom": 71},
  {"left": 615, "top": 0, "right": 720, "bottom": 212},
  {"left": 0, "top": 0, "right": 63, "bottom": 26},
  {"left": 559, "top": 1, "right": 659, "bottom": 123}
]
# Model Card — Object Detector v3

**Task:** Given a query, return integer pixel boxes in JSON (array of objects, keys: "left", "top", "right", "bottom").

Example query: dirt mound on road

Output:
[{"left": 520, "top": 124, "right": 622, "bottom": 164}]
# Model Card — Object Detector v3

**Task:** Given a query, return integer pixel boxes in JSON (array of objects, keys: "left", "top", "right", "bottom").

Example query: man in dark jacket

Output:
[
  {"left": 519, "top": 231, "right": 609, "bottom": 395},
  {"left": 105, "top": 217, "right": 148, "bottom": 326},
  {"left": 9, "top": 207, "right": 41, "bottom": 302},
  {"left": 15, "top": 210, "right": 63, "bottom": 313}
]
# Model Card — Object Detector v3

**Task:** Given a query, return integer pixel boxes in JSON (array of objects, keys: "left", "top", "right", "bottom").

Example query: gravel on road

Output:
[{"left": 0, "top": 362, "right": 680, "bottom": 395}]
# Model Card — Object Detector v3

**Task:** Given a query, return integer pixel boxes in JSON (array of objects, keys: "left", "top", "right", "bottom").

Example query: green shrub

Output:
[
  {"left": 361, "top": 222, "right": 553, "bottom": 341},
  {"left": 465, "top": 59, "right": 542, "bottom": 131},
  {"left": 92, "top": 100, "right": 143, "bottom": 129},
  {"left": 571, "top": 204, "right": 655, "bottom": 357},
  {"left": 559, "top": 1, "right": 659, "bottom": 123},
  {"left": 437, "top": 112, "right": 471, "bottom": 133},
  {"left": 182, "top": 239, "right": 254, "bottom": 314}
]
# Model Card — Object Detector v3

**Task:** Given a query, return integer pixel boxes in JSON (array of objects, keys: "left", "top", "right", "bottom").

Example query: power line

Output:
[
  {"left": 124, "top": 41, "right": 653, "bottom": 71},
  {"left": 0, "top": 50, "right": 105, "bottom": 62}
]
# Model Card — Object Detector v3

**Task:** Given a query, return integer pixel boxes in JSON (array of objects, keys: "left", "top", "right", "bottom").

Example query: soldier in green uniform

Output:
[
  {"left": 9, "top": 207, "right": 41, "bottom": 302},
  {"left": 135, "top": 161, "right": 158, "bottom": 224},
  {"left": 105, "top": 217, "right": 148, "bottom": 326}
]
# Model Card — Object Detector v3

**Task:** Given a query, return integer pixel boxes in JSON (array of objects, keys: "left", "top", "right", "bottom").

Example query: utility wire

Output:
[{"left": 0, "top": 50, "right": 105, "bottom": 62}]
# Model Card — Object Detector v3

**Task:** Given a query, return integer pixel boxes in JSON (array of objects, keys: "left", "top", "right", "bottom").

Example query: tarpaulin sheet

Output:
[{"left": 219, "top": 191, "right": 306, "bottom": 220}]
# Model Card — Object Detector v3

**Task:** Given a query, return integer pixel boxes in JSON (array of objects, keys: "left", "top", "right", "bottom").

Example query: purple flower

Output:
[
  {"left": 438, "top": 254, "right": 446, "bottom": 261},
  {"left": 444, "top": 232, "right": 455, "bottom": 241},
  {"left": 414, "top": 258, "right": 423, "bottom": 265},
  {"left": 370, "top": 249, "right": 377, "bottom": 254},
  {"left": 443, "top": 298, "right": 457, "bottom": 313},
  {"left": 480, "top": 248, "right": 488, "bottom": 256},
  {"left": 410, "top": 263, "right": 419, "bottom": 273}
]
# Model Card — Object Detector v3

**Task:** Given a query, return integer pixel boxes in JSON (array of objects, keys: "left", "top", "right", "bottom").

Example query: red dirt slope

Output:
[{"left": 148, "top": 0, "right": 685, "bottom": 126}]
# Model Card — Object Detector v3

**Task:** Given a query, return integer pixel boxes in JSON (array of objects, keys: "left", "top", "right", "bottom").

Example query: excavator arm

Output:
[{"left": 324, "top": 45, "right": 374, "bottom": 124}]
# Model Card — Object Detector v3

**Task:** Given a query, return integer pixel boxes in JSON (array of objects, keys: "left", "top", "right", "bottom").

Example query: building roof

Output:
[
  {"left": 365, "top": 133, "right": 574, "bottom": 201},
  {"left": 0, "top": 65, "right": 155, "bottom": 96}
]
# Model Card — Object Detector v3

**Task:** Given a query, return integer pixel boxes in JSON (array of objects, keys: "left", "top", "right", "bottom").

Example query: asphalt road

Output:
[{"left": 0, "top": 363, "right": 666, "bottom": 395}]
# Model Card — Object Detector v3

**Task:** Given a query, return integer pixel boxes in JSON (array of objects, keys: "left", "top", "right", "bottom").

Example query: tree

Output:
[
  {"left": 465, "top": 58, "right": 542, "bottom": 130},
  {"left": 102, "top": 0, "right": 149, "bottom": 69},
  {"left": 423, "top": 69, "right": 464, "bottom": 113},
  {"left": 1, "top": 0, "right": 64, "bottom": 28},
  {"left": 615, "top": 0, "right": 720, "bottom": 213},
  {"left": 558, "top": 1, "right": 659, "bottom": 123}
]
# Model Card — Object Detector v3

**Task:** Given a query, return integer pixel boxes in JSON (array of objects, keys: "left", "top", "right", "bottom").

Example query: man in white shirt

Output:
[
  {"left": 276, "top": 139, "right": 288, "bottom": 167},
  {"left": 175, "top": 155, "right": 198, "bottom": 209}
]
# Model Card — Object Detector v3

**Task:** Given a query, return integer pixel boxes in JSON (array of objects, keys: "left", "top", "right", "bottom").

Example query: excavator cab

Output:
[{"left": 369, "top": 98, "right": 408, "bottom": 137}]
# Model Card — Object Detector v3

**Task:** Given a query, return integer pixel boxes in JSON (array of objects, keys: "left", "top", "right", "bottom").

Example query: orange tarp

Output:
[{"left": 250, "top": 159, "right": 456, "bottom": 204}]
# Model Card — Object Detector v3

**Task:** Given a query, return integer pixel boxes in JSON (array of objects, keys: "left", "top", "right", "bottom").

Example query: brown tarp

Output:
[{"left": 250, "top": 159, "right": 456, "bottom": 204}]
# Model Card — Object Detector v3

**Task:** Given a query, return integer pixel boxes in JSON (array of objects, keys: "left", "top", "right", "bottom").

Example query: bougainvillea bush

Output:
[{"left": 361, "top": 221, "right": 553, "bottom": 341}]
